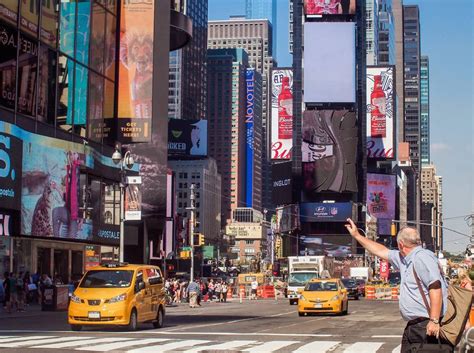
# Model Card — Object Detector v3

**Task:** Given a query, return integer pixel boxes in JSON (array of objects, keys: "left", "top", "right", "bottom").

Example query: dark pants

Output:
[{"left": 401, "top": 318, "right": 453, "bottom": 353}]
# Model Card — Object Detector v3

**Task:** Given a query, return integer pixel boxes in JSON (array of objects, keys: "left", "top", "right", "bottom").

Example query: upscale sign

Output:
[
  {"left": 300, "top": 202, "right": 356, "bottom": 223},
  {"left": 225, "top": 223, "right": 264, "bottom": 240}
]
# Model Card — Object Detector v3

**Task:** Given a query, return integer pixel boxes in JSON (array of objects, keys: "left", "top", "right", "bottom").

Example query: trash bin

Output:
[{"left": 41, "top": 285, "right": 69, "bottom": 311}]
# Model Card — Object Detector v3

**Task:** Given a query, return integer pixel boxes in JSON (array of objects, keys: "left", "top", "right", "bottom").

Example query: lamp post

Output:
[{"left": 112, "top": 147, "right": 134, "bottom": 263}]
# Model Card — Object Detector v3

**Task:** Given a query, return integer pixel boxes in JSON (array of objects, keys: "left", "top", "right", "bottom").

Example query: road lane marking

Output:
[
  {"left": 147, "top": 331, "right": 334, "bottom": 337},
  {"left": 75, "top": 338, "right": 170, "bottom": 351},
  {"left": 242, "top": 340, "right": 298, "bottom": 352},
  {"left": 392, "top": 344, "right": 401, "bottom": 352},
  {"left": 292, "top": 340, "right": 341, "bottom": 353},
  {"left": 0, "top": 336, "right": 52, "bottom": 344},
  {"left": 183, "top": 340, "right": 256, "bottom": 352},
  {"left": 0, "top": 336, "right": 86, "bottom": 348},
  {"left": 127, "top": 339, "right": 210, "bottom": 352},
  {"left": 372, "top": 335, "right": 402, "bottom": 338},
  {"left": 32, "top": 337, "right": 133, "bottom": 349},
  {"left": 343, "top": 342, "right": 384, "bottom": 352}
]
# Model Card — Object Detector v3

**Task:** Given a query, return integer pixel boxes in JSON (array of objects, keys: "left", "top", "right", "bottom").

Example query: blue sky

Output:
[{"left": 209, "top": 0, "right": 473, "bottom": 253}]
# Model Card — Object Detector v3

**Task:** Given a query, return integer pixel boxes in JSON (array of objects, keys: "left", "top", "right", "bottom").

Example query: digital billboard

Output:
[
  {"left": 271, "top": 68, "right": 293, "bottom": 160},
  {"left": 0, "top": 132, "right": 22, "bottom": 211},
  {"left": 275, "top": 204, "right": 300, "bottom": 233},
  {"left": 299, "top": 235, "right": 353, "bottom": 257},
  {"left": 246, "top": 68, "right": 255, "bottom": 207},
  {"left": 304, "top": 0, "right": 356, "bottom": 16},
  {"left": 117, "top": 0, "right": 155, "bottom": 142},
  {"left": 302, "top": 110, "right": 358, "bottom": 196},
  {"left": 168, "top": 119, "right": 208, "bottom": 157},
  {"left": 366, "top": 66, "right": 395, "bottom": 159},
  {"left": 272, "top": 161, "right": 292, "bottom": 206},
  {"left": 300, "top": 202, "right": 355, "bottom": 223},
  {"left": 367, "top": 173, "right": 396, "bottom": 235},
  {"left": 304, "top": 22, "right": 355, "bottom": 103}
]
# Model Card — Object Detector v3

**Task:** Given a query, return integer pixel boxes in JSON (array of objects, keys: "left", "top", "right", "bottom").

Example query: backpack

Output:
[{"left": 414, "top": 268, "right": 473, "bottom": 346}]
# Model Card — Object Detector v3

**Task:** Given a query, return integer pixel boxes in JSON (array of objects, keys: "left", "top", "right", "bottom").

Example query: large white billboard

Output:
[
  {"left": 271, "top": 68, "right": 293, "bottom": 160},
  {"left": 366, "top": 66, "right": 395, "bottom": 159},
  {"left": 303, "top": 22, "right": 356, "bottom": 103}
]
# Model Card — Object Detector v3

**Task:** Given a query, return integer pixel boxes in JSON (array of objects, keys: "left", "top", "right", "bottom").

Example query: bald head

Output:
[{"left": 397, "top": 227, "right": 421, "bottom": 247}]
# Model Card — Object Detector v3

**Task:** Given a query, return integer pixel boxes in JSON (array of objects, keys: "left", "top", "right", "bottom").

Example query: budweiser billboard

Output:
[
  {"left": 271, "top": 68, "right": 293, "bottom": 160},
  {"left": 366, "top": 66, "right": 395, "bottom": 159}
]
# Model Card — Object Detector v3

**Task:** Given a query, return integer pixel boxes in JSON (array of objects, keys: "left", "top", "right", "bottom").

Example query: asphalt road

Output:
[{"left": 0, "top": 298, "right": 405, "bottom": 352}]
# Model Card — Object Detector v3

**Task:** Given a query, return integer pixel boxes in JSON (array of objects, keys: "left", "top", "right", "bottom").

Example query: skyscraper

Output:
[
  {"left": 366, "top": 0, "right": 379, "bottom": 65},
  {"left": 168, "top": 0, "right": 208, "bottom": 120},
  {"left": 378, "top": 0, "right": 396, "bottom": 66},
  {"left": 420, "top": 55, "right": 430, "bottom": 166},
  {"left": 403, "top": 5, "right": 421, "bottom": 172},
  {"left": 245, "top": 0, "right": 278, "bottom": 57},
  {"left": 207, "top": 49, "right": 249, "bottom": 226},
  {"left": 208, "top": 18, "right": 275, "bottom": 213}
]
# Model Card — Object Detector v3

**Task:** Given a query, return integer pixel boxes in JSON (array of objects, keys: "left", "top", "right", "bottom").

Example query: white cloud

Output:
[{"left": 431, "top": 142, "right": 452, "bottom": 152}]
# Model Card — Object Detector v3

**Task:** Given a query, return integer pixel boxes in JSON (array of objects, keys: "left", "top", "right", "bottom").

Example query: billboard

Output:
[
  {"left": 300, "top": 202, "right": 355, "bottom": 223},
  {"left": 299, "top": 235, "right": 353, "bottom": 257},
  {"left": 302, "top": 110, "right": 358, "bottom": 196},
  {"left": 275, "top": 204, "right": 300, "bottom": 233},
  {"left": 366, "top": 66, "right": 395, "bottom": 159},
  {"left": 125, "top": 184, "right": 142, "bottom": 221},
  {"left": 271, "top": 69, "right": 293, "bottom": 160},
  {"left": 0, "top": 0, "right": 18, "bottom": 26},
  {"left": 367, "top": 173, "right": 396, "bottom": 235},
  {"left": 272, "top": 162, "right": 292, "bottom": 206},
  {"left": 246, "top": 68, "right": 255, "bottom": 207},
  {"left": 0, "top": 132, "right": 22, "bottom": 210},
  {"left": 117, "top": 0, "right": 155, "bottom": 142},
  {"left": 304, "top": 23, "right": 355, "bottom": 103},
  {"left": 304, "top": 0, "right": 356, "bottom": 16},
  {"left": 167, "top": 119, "right": 207, "bottom": 157},
  {"left": 225, "top": 223, "right": 264, "bottom": 240}
]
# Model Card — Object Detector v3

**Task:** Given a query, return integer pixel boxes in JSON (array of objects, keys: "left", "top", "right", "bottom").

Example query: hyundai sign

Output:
[
  {"left": 246, "top": 68, "right": 255, "bottom": 207},
  {"left": 300, "top": 203, "right": 355, "bottom": 223}
]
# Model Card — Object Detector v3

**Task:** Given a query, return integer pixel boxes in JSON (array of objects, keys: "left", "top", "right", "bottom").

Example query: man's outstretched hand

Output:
[{"left": 345, "top": 218, "right": 361, "bottom": 238}]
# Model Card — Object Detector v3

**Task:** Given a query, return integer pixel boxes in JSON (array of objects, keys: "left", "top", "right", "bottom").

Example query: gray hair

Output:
[{"left": 396, "top": 227, "right": 421, "bottom": 247}]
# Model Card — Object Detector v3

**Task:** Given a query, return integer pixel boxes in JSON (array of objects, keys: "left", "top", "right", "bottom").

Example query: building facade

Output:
[
  {"left": 168, "top": 0, "right": 208, "bottom": 120},
  {"left": 207, "top": 49, "right": 249, "bottom": 226},
  {"left": 420, "top": 55, "right": 430, "bottom": 166},
  {"left": 366, "top": 0, "right": 379, "bottom": 65},
  {"left": 0, "top": 0, "right": 191, "bottom": 278},
  {"left": 378, "top": 0, "right": 396, "bottom": 66},
  {"left": 420, "top": 164, "right": 443, "bottom": 251},
  {"left": 245, "top": 0, "right": 278, "bottom": 59},
  {"left": 208, "top": 18, "right": 275, "bottom": 214},
  {"left": 168, "top": 158, "right": 222, "bottom": 246}
]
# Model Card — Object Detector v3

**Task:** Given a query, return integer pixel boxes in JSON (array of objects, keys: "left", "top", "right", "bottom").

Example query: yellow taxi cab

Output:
[
  {"left": 297, "top": 278, "right": 348, "bottom": 316},
  {"left": 68, "top": 262, "right": 166, "bottom": 331}
]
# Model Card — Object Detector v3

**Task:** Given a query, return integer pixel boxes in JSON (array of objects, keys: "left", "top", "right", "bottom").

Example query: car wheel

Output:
[
  {"left": 298, "top": 312, "right": 305, "bottom": 317},
  {"left": 153, "top": 306, "right": 164, "bottom": 328},
  {"left": 290, "top": 299, "right": 297, "bottom": 305},
  {"left": 343, "top": 302, "right": 348, "bottom": 315},
  {"left": 127, "top": 309, "right": 138, "bottom": 331},
  {"left": 70, "top": 324, "right": 82, "bottom": 331}
]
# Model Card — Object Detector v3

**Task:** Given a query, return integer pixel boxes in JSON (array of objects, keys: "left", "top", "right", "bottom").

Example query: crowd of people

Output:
[{"left": 164, "top": 278, "right": 231, "bottom": 308}]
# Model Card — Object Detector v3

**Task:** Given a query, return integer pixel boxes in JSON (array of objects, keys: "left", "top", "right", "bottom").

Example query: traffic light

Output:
[
  {"left": 199, "top": 233, "right": 205, "bottom": 246},
  {"left": 391, "top": 223, "right": 397, "bottom": 237}
]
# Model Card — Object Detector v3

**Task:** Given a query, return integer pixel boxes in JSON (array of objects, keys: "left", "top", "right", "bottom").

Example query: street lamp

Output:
[{"left": 112, "top": 146, "right": 134, "bottom": 262}]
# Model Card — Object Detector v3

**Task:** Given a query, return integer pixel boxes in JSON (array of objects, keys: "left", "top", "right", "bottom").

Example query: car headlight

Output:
[
  {"left": 107, "top": 293, "right": 127, "bottom": 304},
  {"left": 330, "top": 295, "right": 340, "bottom": 301},
  {"left": 299, "top": 294, "right": 306, "bottom": 301},
  {"left": 71, "top": 294, "right": 82, "bottom": 303}
]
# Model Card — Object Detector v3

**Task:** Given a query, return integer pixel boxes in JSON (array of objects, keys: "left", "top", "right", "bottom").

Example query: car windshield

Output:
[
  {"left": 288, "top": 273, "right": 319, "bottom": 286},
  {"left": 305, "top": 281, "right": 338, "bottom": 291},
  {"left": 79, "top": 270, "right": 134, "bottom": 288},
  {"left": 342, "top": 279, "right": 356, "bottom": 287}
]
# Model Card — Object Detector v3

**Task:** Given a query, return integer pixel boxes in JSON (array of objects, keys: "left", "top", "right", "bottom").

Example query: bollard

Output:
[{"left": 240, "top": 291, "right": 243, "bottom": 304}]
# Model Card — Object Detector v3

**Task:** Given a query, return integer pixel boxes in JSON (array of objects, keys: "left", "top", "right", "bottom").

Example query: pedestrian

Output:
[
  {"left": 251, "top": 279, "right": 259, "bottom": 300},
  {"left": 186, "top": 280, "right": 201, "bottom": 308},
  {"left": 3, "top": 272, "right": 11, "bottom": 313},
  {"left": 208, "top": 279, "right": 215, "bottom": 301},
  {"left": 345, "top": 218, "right": 451, "bottom": 352},
  {"left": 215, "top": 281, "right": 222, "bottom": 302},
  {"left": 221, "top": 282, "right": 228, "bottom": 303},
  {"left": 16, "top": 271, "right": 25, "bottom": 312}
]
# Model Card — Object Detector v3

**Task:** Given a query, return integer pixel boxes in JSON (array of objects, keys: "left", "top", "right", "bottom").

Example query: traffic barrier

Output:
[
  {"left": 239, "top": 285, "right": 246, "bottom": 299},
  {"left": 227, "top": 286, "right": 233, "bottom": 299},
  {"left": 391, "top": 287, "right": 399, "bottom": 300},
  {"left": 257, "top": 286, "right": 263, "bottom": 298},
  {"left": 375, "top": 287, "right": 392, "bottom": 300},
  {"left": 366, "top": 285, "right": 375, "bottom": 299},
  {"left": 261, "top": 285, "right": 275, "bottom": 299}
]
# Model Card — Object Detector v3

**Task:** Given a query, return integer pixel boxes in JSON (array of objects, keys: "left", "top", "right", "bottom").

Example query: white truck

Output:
[
  {"left": 287, "top": 256, "right": 334, "bottom": 305},
  {"left": 349, "top": 267, "right": 372, "bottom": 281}
]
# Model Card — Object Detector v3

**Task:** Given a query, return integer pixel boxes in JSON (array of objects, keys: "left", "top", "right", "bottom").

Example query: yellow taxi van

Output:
[
  {"left": 297, "top": 278, "right": 348, "bottom": 316},
  {"left": 68, "top": 262, "right": 166, "bottom": 331}
]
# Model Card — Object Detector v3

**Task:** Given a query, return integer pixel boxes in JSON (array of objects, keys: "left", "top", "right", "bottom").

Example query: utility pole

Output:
[{"left": 188, "top": 183, "right": 196, "bottom": 282}]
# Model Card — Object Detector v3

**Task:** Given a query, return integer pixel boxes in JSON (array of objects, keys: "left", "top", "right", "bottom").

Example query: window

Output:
[
  {"left": 17, "top": 34, "right": 38, "bottom": 117},
  {"left": 0, "top": 24, "right": 17, "bottom": 111},
  {"left": 38, "top": 47, "right": 57, "bottom": 125}
]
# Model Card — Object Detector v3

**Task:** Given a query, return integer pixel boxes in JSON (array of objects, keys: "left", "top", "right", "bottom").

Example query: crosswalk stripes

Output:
[
  {"left": 241, "top": 340, "right": 298, "bottom": 352},
  {"left": 0, "top": 335, "right": 403, "bottom": 352},
  {"left": 392, "top": 344, "right": 402, "bottom": 353},
  {"left": 183, "top": 340, "right": 257, "bottom": 352},
  {"left": 32, "top": 337, "right": 133, "bottom": 349},
  {"left": 127, "top": 339, "right": 210, "bottom": 352},
  {"left": 75, "top": 338, "right": 170, "bottom": 352},
  {"left": 292, "top": 340, "right": 340, "bottom": 353}
]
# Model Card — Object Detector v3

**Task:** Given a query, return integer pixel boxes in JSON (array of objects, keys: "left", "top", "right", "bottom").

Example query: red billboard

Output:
[{"left": 304, "top": 0, "right": 356, "bottom": 15}]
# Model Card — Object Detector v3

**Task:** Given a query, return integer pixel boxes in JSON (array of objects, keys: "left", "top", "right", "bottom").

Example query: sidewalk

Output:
[{"left": 0, "top": 303, "right": 65, "bottom": 320}]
